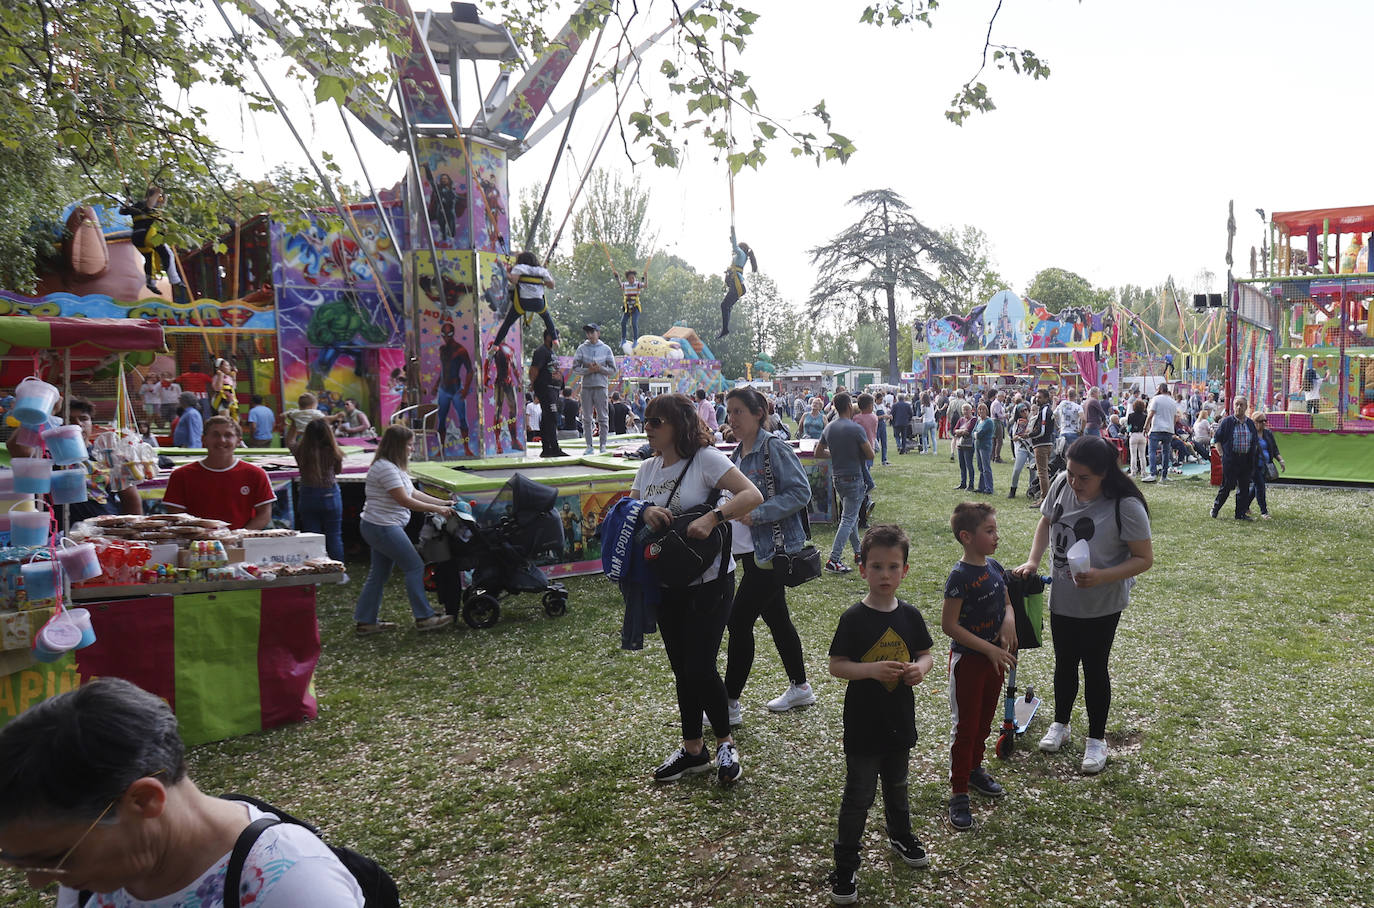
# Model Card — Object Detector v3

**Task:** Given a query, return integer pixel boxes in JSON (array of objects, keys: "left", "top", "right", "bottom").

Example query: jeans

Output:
[
  {"left": 877, "top": 418, "right": 889, "bottom": 463},
  {"left": 957, "top": 445, "right": 975, "bottom": 488},
  {"left": 830, "top": 475, "right": 866, "bottom": 562},
  {"left": 833, "top": 749, "right": 912, "bottom": 873},
  {"left": 620, "top": 307, "right": 640, "bottom": 346},
  {"left": 1061, "top": 431, "right": 1080, "bottom": 450},
  {"left": 724, "top": 554, "right": 807, "bottom": 698},
  {"left": 355, "top": 520, "right": 436, "bottom": 624},
  {"left": 1009, "top": 443, "right": 1031, "bottom": 491},
  {"left": 1051, "top": 610, "right": 1121, "bottom": 740},
  {"left": 975, "top": 442, "right": 994, "bottom": 493},
  {"left": 1251, "top": 462, "right": 1270, "bottom": 515},
  {"left": 923, "top": 420, "right": 936, "bottom": 453},
  {"left": 657, "top": 574, "right": 733, "bottom": 740},
  {"left": 1148, "top": 431, "right": 1173, "bottom": 479},
  {"left": 297, "top": 484, "right": 344, "bottom": 562}
]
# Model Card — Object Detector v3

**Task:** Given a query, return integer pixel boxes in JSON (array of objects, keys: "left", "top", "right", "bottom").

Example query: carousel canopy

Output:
[
  {"left": 0, "top": 316, "right": 166, "bottom": 357},
  {"left": 1271, "top": 205, "right": 1374, "bottom": 235}
]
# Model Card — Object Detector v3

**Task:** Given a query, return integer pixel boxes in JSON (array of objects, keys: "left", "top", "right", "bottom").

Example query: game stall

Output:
[
  {"left": 1230, "top": 205, "right": 1374, "bottom": 483},
  {"left": 0, "top": 315, "right": 343, "bottom": 743},
  {"left": 922, "top": 290, "right": 1118, "bottom": 392}
]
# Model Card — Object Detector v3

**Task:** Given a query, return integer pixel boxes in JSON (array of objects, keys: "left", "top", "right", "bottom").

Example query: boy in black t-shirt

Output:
[
  {"left": 826, "top": 526, "right": 934, "bottom": 905},
  {"left": 941, "top": 502, "right": 1018, "bottom": 831}
]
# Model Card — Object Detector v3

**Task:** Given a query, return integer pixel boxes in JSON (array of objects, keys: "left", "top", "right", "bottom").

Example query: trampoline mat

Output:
[{"left": 453, "top": 464, "right": 630, "bottom": 479}]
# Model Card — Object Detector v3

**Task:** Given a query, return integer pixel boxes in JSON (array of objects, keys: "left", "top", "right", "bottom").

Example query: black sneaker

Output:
[
  {"left": 716, "top": 741, "right": 742, "bottom": 784},
  {"left": 653, "top": 746, "right": 711, "bottom": 782},
  {"left": 887, "top": 834, "right": 931, "bottom": 868},
  {"left": 948, "top": 793, "right": 973, "bottom": 831},
  {"left": 1235, "top": 513, "right": 1253, "bottom": 521},
  {"left": 827, "top": 868, "right": 858, "bottom": 905},
  {"left": 969, "top": 766, "right": 1005, "bottom": 798},
  {"left": 824, "top": 559, "right": 853, "bottom": 575}
]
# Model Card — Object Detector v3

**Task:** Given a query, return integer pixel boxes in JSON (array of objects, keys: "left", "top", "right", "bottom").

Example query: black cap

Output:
[{"left": 582, "top": 323, "right": 600, "bottom": 332}]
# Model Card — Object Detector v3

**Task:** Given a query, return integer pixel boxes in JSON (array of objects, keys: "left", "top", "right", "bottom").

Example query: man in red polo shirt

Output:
[{"left": 162, "top": 416, "right": 275, "bottom": 529}]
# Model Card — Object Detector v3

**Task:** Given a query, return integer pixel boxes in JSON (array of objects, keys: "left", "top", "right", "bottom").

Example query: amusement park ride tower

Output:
[{"left": 249, "top": 0, "right": 630, "bottom": 458}]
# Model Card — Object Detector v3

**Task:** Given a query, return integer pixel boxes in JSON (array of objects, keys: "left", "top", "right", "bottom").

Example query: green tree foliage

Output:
[
  {"left": 808, "top": 189, "right": 971, "bottom": 383},
  {"left": 937, "top": 224, "right": 1006, "bottom": 313},
  {"left": 1025, "top": 267, "right": 1112, "bottom": 313},
  {"left": 1, "top": 1, "right": 1058, "bottom": 293},
  {"left": 0, "top": 0, "right": 402, "bottom": 290}
]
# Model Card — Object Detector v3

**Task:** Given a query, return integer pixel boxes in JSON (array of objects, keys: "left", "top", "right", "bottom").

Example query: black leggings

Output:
[
  {"left": 724, "top": 553, "right": 807, "bottom": 699},
  {"left": 492, "top": 300, "right": 557, "bottom": 347},
  {"left": 657, "top": 573, "right": 733, "bottom": 741},
  {"left": 1050, "top": 610, "right": 1121, "bottom": 740},
  {"left": 718, "top": 271, "right": 746, "bottom": 337}
]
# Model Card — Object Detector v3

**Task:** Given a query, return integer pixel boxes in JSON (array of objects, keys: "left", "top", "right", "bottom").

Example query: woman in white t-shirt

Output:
[
  {"left": 354, "top": 426, "right": 457, "bottom": 635},
  {"left": 633, "top": 394, "right": 762, "bottom": 786}
]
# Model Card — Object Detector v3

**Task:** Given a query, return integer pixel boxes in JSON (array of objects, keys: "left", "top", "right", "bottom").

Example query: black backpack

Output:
[{"left": 80, "top": 794, "right": 401, "bottom": 908}]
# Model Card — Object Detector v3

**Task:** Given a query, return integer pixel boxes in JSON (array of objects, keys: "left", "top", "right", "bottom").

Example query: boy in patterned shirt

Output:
[{"left": 942, "top": 501, "right": 1018, "bottom": 831}]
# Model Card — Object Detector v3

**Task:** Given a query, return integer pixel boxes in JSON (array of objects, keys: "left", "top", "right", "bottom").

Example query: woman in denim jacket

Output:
[{"left": 722, "top": 387, "right": 818, "bottom": 722}]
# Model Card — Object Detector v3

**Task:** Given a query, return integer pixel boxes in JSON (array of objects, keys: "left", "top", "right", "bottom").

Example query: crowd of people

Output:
[{"left": 611, "top": 387, "right": 1156, "bottom": 905}]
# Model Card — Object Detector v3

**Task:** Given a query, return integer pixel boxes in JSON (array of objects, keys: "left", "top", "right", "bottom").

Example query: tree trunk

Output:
[{"left": 885, "top": 282, "right": 899, "bottom": 383}]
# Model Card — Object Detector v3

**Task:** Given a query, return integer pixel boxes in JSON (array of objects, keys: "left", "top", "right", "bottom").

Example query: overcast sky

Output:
[{"left": 223, "top": 0, "right": 1374, "bottom": 312}]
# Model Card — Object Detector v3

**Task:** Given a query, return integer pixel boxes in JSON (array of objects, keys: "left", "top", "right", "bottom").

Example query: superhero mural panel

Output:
[
  {"left": 272, "top": 208, "right": 404, "bottom": 290},
  {"left": 413, "top": 137, "right": 471, "bottom": 252},
  {"left": 475, "top": 251, "right": 524, "bottom": 455},
  {"left": 413, "top": 252, "right": 481, "bottom": 459},
  {"left": 468, "top": 143, "right": 509, "bottom": 255},
  {"left": 277, "top": 285, "right": 399, "bottom": 413}
]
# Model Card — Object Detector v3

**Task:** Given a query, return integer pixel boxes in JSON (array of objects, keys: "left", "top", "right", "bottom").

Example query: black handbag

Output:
[
  {"left": 641, "top": 452, "right": 729, "bottom": 586},
  {"left": 1265, "top": 460, "right": 1279, "bottom": 481},
  {"left": 755, "top": 437, "right": 822, "bottom": 587}
]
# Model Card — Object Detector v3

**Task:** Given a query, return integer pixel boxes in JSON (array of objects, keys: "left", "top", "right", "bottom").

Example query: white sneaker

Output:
[
  {"left": 1141, "top": 474, "right": 1157, "bottom": 483},
  {"left": 766, "top": 682, "right": 817, "bottom": 712},
  {"left": 1039, "top": 721, "right": 1071, "bottom": 752},
  {"left": 1082, "top": 737, "right": 1108, "bottom": 774},
  {"left": 728, "top": 699, "right": 743, "bottom": 727}
]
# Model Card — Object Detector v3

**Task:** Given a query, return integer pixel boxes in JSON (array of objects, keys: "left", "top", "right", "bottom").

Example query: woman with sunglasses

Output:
[
  {"left": 0, "top": 678, "right": 367, "bottom": 905},
  {"left": 721, "top": 387, "right": 817, "bottom": 724},
  {"left": 634, "top": 394, "right": 763, "bottom": 785}
]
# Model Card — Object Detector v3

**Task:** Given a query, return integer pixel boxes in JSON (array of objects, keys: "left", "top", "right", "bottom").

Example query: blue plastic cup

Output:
[
  {"left": 49, "top": 467, "right": 88, "bottom": 505},
  {"left": 42, "top": 424, "right": 88, "bottom": 466}
]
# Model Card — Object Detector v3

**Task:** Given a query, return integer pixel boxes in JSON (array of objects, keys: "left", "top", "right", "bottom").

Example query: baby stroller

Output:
[
  {"left": 418, "top": 473, "right": 569, "bottom": 628},
  {"left": 1025, "top": 436, "right": 1068, "bottom": 500}
]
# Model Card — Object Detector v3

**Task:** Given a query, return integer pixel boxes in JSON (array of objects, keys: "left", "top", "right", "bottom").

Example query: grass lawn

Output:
[{"left": 5, "top": 450, "right": 1372, "bottom": 906}]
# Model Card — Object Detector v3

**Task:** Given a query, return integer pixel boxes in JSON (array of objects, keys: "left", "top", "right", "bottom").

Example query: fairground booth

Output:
[
  {"left": 923, "top": 290, "right": 1118, "bottom": 391},
  {"left": 0, "top": 316, "right": 344, "bottom": 744},
  {"left": 1230, "top": 205, "right": 1373, "bottom": 482}
]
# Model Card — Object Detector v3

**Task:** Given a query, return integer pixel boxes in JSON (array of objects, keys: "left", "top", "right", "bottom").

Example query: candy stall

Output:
[{"left": 0, "top": 315, "right": 342, "bottom": 743}]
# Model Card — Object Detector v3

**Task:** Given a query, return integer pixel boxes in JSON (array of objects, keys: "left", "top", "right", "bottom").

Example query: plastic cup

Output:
[
  {"left": 20, "top": 558, "right": 62, "bottom": 602},
  {"left": 50, "top": 467, "right": 89, "bottom": 506},
  {"left": 65, "top": 607, "right": 97, "bottom": 649},
  {"left": 32, "top": 615, "right": 82, "bottom": 662},
  {"left": 9, "top": 500, "right": 52, "bottom": 548},
  {"left": 57, "top": 539, "right": 101, "bottom": 582},
  {"left": 12, "top": 377, "right": 61, "bottom": 428},
  {"left": 11, "top": 457, "right": 54, "bottom": 494},
  {"left": 42, "top": 424, "right": 88, "bottom": 466}
]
